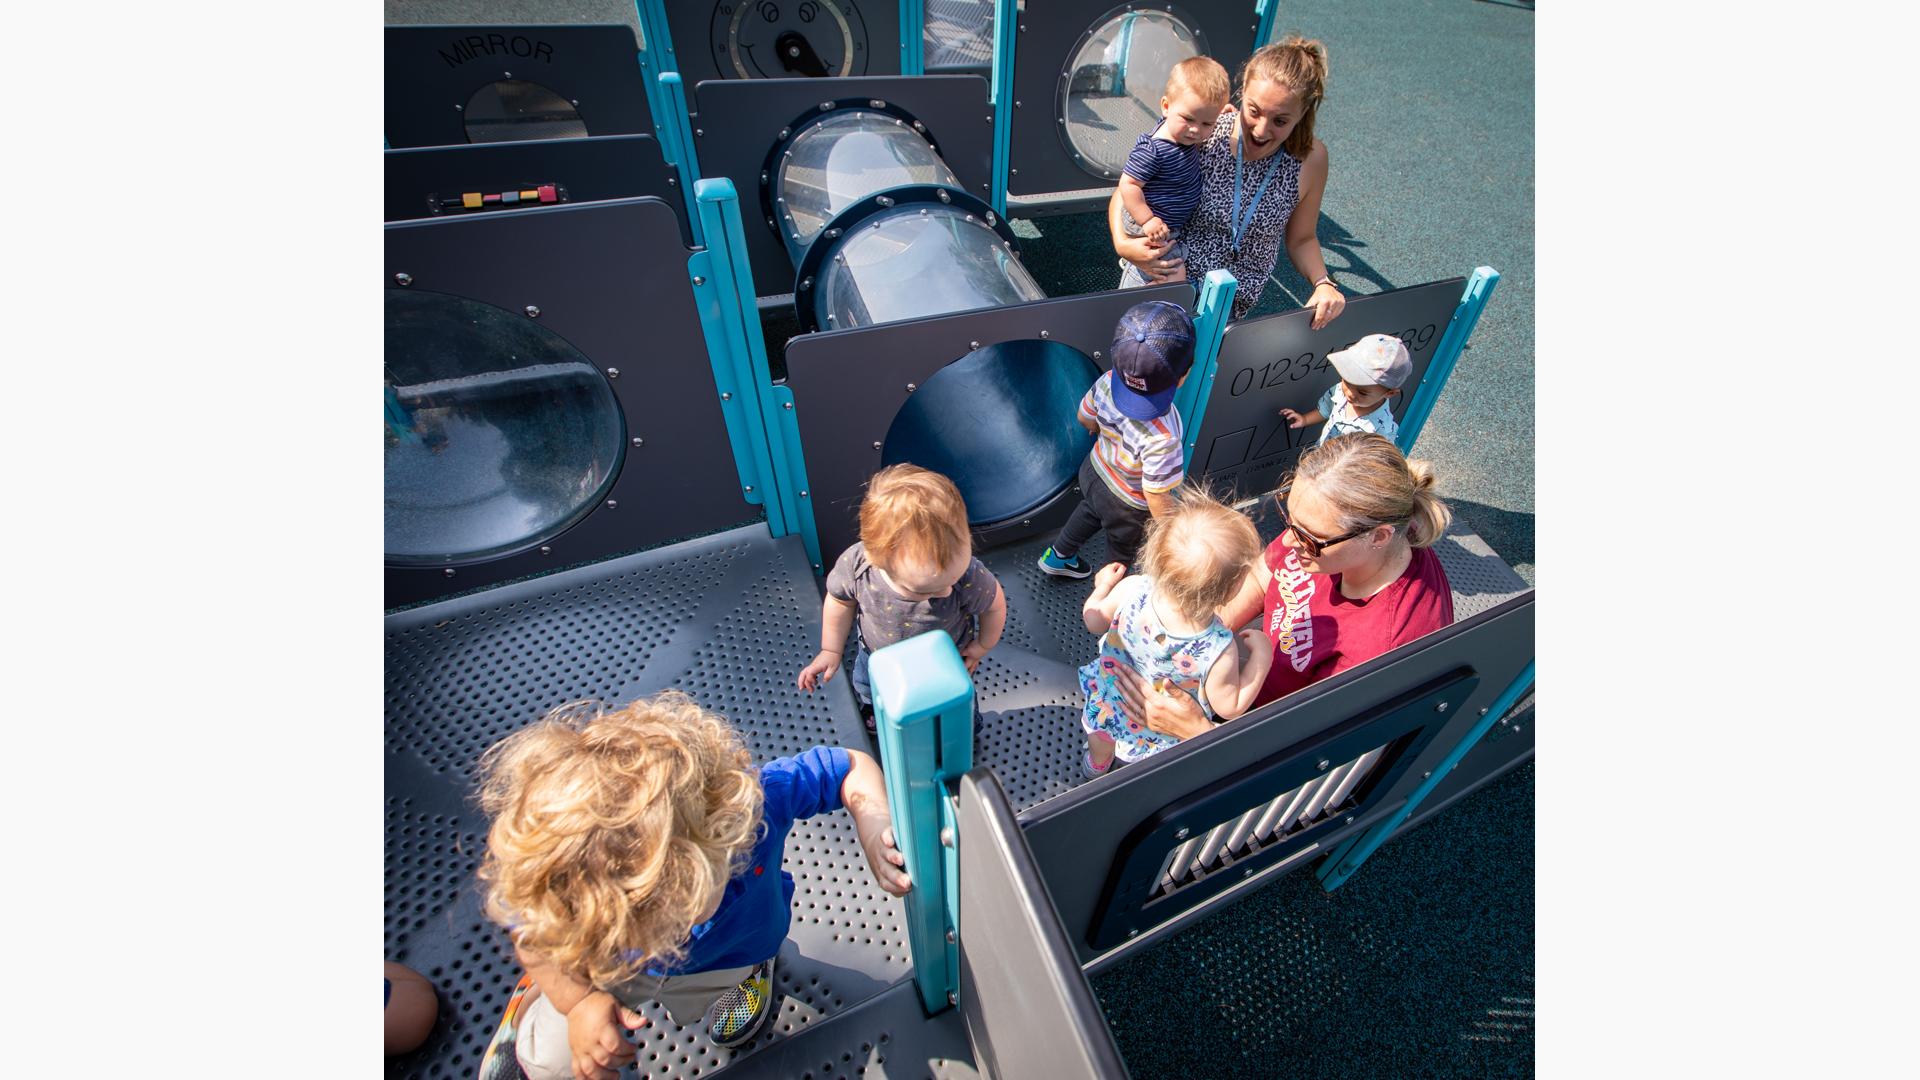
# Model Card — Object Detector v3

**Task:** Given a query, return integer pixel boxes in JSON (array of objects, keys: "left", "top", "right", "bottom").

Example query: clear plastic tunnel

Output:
[
  {"left": 815, "top": 205, "right": 1044, "bottom": 329},
  {"left": 772, "top": 111, "right": 961, "bottom": 252}
]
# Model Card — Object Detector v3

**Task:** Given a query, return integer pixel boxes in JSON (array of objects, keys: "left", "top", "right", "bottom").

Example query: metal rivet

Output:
[
  {"left": 605, "top": 500, "right": 617, "bottom": 509},
  {"left": 876, "top": 195, "right": 894, "bottom": 208},
  {"left": 937, "top": 189, "right": 951, "bottom": 203},
  {"left": 1093, "top": 350, "right": 1103, "bottom": 360},
  {"left": 1317, "top": 759, "right": 1330, "bottom": 770},
  {"left": 606, "top": 367, "right": 619, "bottom": 378},
  {"left": 985, "top": 211, "right": 997, "bottom": 226},
  {"left": 722, "top": 392, "right": 733, "bottom": 400},
  {"left": 1345, "top": 816, "right": 1355, "bottom": 825},
  {"left": 939, "top": 827, "right": 953, "bottom": 847},
  {"left": 760, "top": 171, "right": 768, "bottom": 183},
  {"left": 779, "top": 127, "right": 790, "bottom": 138},
  {"left": 820, "top": 100, "right": 834, "bottom": 110},
  {"left": 1480, "top": 707, "right": 1490, "bottom": 715},
  {"left": 1436, "top": 702, "right": 1450, "bottom": 713},
  {"left": 1175, "top": 827, "right": 1189, "bottom": 839},
  {"left": 1243, "top": 868, "right": 1252, "bottom": 878},
  {"left": 869, "top": 98, "right": 886, "bottom": 108},
  {"left": 826, "top": 227, "right": 842, "bottom": 239},
  {"left": 631, "top": 436, "right": 643, "bottom": 447},
  {"left": 695, "top": 128, "right": 704, "bottom": 136},
  {"left": 945, "top": 930, "right": 956, "bottom": 943},
  {"left": 524, "top": 305, "right": 540, "bottom": 318},
  {"left": 503, "top": 71, "right": 511, "bottom": 78},
  {"left": 443, "top": 568, "right": 455, "bottom": 577},
  {"left": 666, "top": 177, "right": 676, "bottom": 186},
  {"left": 454, "top": 103, "right": 463, "bottom": 111},
  {"left": 1039, "top": 329, "right": 1049, "bottom": 339},
  {"left": 969, "top": 340, "right": 981, "bottom": 350},
  {"left": 782, "top": 402, "right": 794, "bottom": 410},
  {"left": 1127, "top": 928, "right": 1138, "bottom": 938},
  {"left": 394, "top": 272, "right": 412, "bottom": 286},
  {"left": 947, "top": 991, "right": 958, "bottom": 1005},
  {"left": 1021, "top": 519, "right": 1031, "bottom": 527},
  {"left": 1423, "top": 771, "right": 1432, "bottom": 779},
  {"left": 692, "top": 275, "right": 706, "bottom": 286},
  {"left": 799, "top": 277, "right": 813, "bottom": 290},
  {"left": 539, "top": 545, "right": 551, "bottom": 555},
  {"left": 570, "top": 99, "right": 579, "bottom": 106},
  {"left": 905, "top": 383, "right": 917, "bottom": 392},
  {"left": 799, "top": 490, "right": 809, "bottom": 497},
  {"left": 744, "top": 485, "right": 754, "bottom": 493},
  {"left": 913, "top": 120, "right": 926, "bottom": 132},
  {"left": 872, "top": 441, "right": 883, "bottom": 450}
]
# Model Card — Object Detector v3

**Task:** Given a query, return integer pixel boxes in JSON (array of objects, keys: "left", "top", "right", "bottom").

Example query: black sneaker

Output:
[
  {"left": 1038, "top": 547, "right": 1093, "bottom": 578},
  {"left": 858, "top": 700, "right": 876, "bottom": 733}
]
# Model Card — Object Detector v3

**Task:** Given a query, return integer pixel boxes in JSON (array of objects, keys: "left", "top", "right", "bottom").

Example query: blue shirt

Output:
[
  {"left": 1124, "top": 133, "right": 1204, "bottom": 231},
  {"left": 644, "top": 746, "right": 853, "bottom": 976}
]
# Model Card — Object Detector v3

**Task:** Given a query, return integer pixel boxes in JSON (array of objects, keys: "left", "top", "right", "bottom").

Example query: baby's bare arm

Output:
[
  {"left": 1082, "top": 563, "right": 1130, "bottom": 633},
  {"left": 1204, "top": 628, "right": 1275, "bottom": 720},
  {"left": 1117, "top": 173, "right": 1154, "bottom": 235}
]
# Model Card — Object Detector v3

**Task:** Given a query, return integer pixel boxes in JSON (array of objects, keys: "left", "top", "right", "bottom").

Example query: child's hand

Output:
[
  {"left": 1142, "top": 215, "right": 1169, "bottom": 244},
  {"left": 960, "top": 640, "right": 989, "bottom": 673},
  {"left": 1092, "top": 562, "right": 1129, "bottom": 596},
  {"left": 797, "top": 650, "right": 842, "bottom": 691},
  {"left": 858, "top": 820, "right": 912, "bottom": 896},
  {"left": 1279, "top": 407, "right": 1306, "bottom": 429},
  {"left": 566, "top": 991, "right": 638, "bottom": 1080}
]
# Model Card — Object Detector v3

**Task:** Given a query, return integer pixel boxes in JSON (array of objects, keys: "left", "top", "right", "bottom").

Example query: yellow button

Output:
[
  {"left": 462, "top": 192, "right": 483, "bottom": 209},
  {"left": 520, "top": 190, "right": 539, "bottom": 200}
]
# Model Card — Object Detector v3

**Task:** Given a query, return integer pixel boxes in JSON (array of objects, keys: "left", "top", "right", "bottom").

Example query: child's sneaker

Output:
[
  {"left": 858, "top": 700, "right": 876, "bottom": 734},
  {"left": 1038, "top": 547, "right": 1092, "bottom": 578},
  {"left": 1082, "top": 748, "right": 1114, "bottom": 780},
  {"left": 707, "top": 958, "right": 776, "bottom": 1049},
  {"left": 477, "top": 973, "right": 535, "bottom": 1080}
]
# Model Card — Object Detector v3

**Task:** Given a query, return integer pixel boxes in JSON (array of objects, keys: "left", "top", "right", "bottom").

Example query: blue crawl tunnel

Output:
[
  {"left": 383, "top": 289, "right": 624, "bottom": 565},
  {"left": 881, "top": 339, "right": 1098, "bottom": 525}
]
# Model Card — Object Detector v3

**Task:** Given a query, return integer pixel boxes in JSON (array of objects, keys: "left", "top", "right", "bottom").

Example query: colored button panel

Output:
[
  {"left": 461, "top": 192, "right": 483, "bottom": 209},
  {"left": 537, "top": 185, "right": 557, "bottom": 203}
]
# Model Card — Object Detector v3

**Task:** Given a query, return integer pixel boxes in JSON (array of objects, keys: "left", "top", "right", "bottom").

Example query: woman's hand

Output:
[
  {"left": 1306, "top": 281, "right": 1345, "bottom": 330},
  {"left": 1110, "top": 663, "right": 1213, "bottom": 741},
  {"left": 1115, "top": 233, "right": 1187, "bottom": 283}
]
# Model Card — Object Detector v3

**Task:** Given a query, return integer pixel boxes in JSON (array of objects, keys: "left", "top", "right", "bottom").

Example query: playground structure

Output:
[{"left": 383, "top": 4, "right": 1534, "bottom": 1077}]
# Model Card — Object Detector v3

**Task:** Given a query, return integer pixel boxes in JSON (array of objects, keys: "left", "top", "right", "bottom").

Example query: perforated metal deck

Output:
[
  {"left": 385, "top": 527, "right": 916, "bottom": 1080},
  {"left": 385, "top": 506, "right": 1528, "bottom": 1079}
]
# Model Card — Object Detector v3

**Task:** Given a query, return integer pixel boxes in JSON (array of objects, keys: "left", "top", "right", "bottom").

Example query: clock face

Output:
[{"left": 711, "top": 0, "right": 869, "bottom": 79}]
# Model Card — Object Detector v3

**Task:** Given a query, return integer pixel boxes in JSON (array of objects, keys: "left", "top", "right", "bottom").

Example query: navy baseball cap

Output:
[{"left": 1108, "top": 301, "right": 1196, "bottom": 420}]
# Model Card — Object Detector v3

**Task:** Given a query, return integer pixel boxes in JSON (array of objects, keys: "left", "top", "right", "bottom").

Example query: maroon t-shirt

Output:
[{"left": 1257, "top": 537, "right": 1455, "bottom": 705}]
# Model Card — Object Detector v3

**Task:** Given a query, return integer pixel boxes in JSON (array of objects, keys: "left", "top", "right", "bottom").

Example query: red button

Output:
[
  {"left": 482, "top": 193, "right": 501, "bottom": 204},
  {"left": 537, "top": 185, "right": 557, "bottom": 203}
]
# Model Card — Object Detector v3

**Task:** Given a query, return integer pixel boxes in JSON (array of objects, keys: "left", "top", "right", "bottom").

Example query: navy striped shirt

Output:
[{"left": 1124, "top": 133, "right": 1205, "bottom": 230}]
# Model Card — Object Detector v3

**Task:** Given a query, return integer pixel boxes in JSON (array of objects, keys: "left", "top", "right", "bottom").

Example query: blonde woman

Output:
[
  {"left": 1110, "top": 36, "right": 1348, "bottom": 327},
  {"left": 473, "top": 694, "right": 909, "bottom": 1079},
  {"left": 1112, "top": 434, "right": 1454, "bottom": 739}
]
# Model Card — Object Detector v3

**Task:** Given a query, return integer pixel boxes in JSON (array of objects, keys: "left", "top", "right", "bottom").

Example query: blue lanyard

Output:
[{"left": 1231, "top": 130, "right": 1277, "bottom": 256}]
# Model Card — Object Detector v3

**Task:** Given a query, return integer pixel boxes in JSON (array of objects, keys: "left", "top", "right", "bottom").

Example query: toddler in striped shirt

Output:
[
  {"left": 1039, "top": 301, "right": 1195, "bottom": 577},
  {"left": 1116, "top": 55, "right": 1232, "bottom": 289}
]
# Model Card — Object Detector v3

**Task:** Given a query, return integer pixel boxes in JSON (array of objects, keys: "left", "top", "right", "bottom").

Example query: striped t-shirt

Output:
[
  {"left": 1080, "top": 371, "right": 1186, "bottom": 511},
  {"left": 1124, "top": 133, "right": 1205, "bottom": 231}
]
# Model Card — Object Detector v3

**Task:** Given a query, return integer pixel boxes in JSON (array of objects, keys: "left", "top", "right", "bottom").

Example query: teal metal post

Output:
[
  {"left": 900, "top": 0, "right": 926, "bottom": 75},
  {"left": 633, "top": 2, "right": 680, "bottom": 163},
  {"left": 690, "top": 179, "right": 786, "bottom": 532},
  {"left": 1316, "top": 659, "right": 1534, "bottom": 891},
  {"left": 988, "top": 0, "right": 1018, "bottom": 215},
  {"left": 655, "top": 71, "right": 705, "bottom": 247},
  {"left": 1396, "top": 266, "right": 1499, "bottom": 453},
  {"left": 1175, "top": 269, "right": 1239, "bottom": 463},
  {"left": 768, "top": 384, "right": 824, "bottom": 567},
  {"left": 870, "top": 632, "right": 976, "bottom": 1013},
  {"left": 1254, "top": 0, "right": 1280, "bottom": 49}
]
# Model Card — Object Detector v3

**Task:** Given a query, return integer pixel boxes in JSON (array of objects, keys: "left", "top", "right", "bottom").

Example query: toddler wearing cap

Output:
[
  {"left": 1280, "top": 332, "right": 1412, "bottom": 446},
  {"left": 1039, "top": 301, "right": 1196, "bottom": 578}
]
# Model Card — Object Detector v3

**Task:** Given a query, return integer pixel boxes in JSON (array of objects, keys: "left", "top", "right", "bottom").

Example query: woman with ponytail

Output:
[
  {"left": 1109, "top": 36, "right": 1347, "bottom": 327},
  {"left": 1110, "top": 434, "right": 1454, "bottom": 739}
]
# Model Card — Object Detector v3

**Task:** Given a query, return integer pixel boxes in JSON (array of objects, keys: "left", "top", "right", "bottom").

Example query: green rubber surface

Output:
[{"left": 1093, "top": 760, "right": 1535, "bottom": 1078}]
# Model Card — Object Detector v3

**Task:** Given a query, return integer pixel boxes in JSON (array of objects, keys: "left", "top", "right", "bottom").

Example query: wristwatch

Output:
[{"left": 1311, "top": 275, "right": 1338, "bottom": 291}]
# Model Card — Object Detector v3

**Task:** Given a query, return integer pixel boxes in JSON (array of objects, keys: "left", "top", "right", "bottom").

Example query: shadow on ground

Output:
[
  {"left": 1444, "top": 498, "right": 1534, "bottom": 583},
  {"left": 1091, "top": 759, "right": 1534, "bottom": 1079}
]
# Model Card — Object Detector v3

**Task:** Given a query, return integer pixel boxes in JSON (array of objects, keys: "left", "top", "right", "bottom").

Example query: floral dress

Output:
[{"left": 1080, "top": 576, "right": 1236, "bottom": 763}]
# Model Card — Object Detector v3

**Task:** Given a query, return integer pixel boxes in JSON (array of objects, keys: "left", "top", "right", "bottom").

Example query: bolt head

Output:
[
  {"left": 394, "top": 272, "right": 412, "bottom": 286},
  {"left": 1437, "top": 701, "right": 1450, "bottom": 712},
  {"left": 969, "top": 340, "right": 981, "bottom": 350},
  {"left": 1317, "top": 759, "right": 1330, "bottom": 770},
  {"left": 1093, "top": 350, "right": 1103, "bottom": 360},
  {"left": 869, "top": 98, "right": 886, "bottom": 108},
  {"left": 779, "top": 127, "right": 790, "bottom": 138},
  {"left": 443, "top": 568, "right": 455, "bottom": 577},
  {"left": 947, "top": 991, "right": 958, "bottom": 1005},
  {"left": 1174, "top": 827, "right": 1189, "bottom": 839},
  {"left": 605, "top": 499, "right": 617, "bottom": 509},
  {"left": 905, "top": 383, "right": 917, "bottom": 392},
  {"left": 524, "top": 305, "right": 540, "bottom": 318},
  {"left": 692, "top": 275, "right": 706, "bottom": 286},
  {"left": 872, "top": 441, "right": 882, "bottom": 450},
  {"left": 605, "top": 367, "right": 619, "bottom": 378},
  {"left": 1127, "top": 928, "right": 1138, "bottom": 938},
  {"left": 799, "top": 490, "right": 809, "bottom": 497},
  {"left": 539, "top": 545, "right": 551, "bottom": 555},
  {"left": 721, "top": 392, "right": 733, "bottom": 400},
  {"left": 631, "top": 436, "right": 643, "bottom": 446},
  {"left": 783, "top": 401, "right": 793, "bottom": 409},
  {"left": 1345, "top": 816, "right": 1355, "bottom": 825},
  {"left": 939, "top": 827, "right": 954, "bottom": 847},
  {"left": 694, "top": 128, "right": 703, "bottom": 136},
  {"left": 1039, "top": 329, "right": 1049, "bottom": 339},
  {"left": 946, "top": 929, "right": 957, "bottom": 943},
  {"left": 819, "top": 100, "right": 834, "bottom": 110},
  {"left": 744, "top": 485, "right": 754, "bottom": 493}
]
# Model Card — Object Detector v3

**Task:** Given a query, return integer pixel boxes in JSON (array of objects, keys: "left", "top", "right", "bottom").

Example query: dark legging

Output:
[{"left": 1051, "top": 456, "right": 1150, "bottom": 567}]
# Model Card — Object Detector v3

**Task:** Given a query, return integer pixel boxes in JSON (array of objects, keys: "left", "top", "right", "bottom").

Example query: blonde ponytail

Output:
[{"left": 1289, "top": 434, "right": 1449, "bottom": 548}]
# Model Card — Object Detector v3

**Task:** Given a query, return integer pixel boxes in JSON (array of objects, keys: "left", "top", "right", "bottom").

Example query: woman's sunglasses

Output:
[{"left": 1274, "top": 485, "right": 1370, "bottom": 557}]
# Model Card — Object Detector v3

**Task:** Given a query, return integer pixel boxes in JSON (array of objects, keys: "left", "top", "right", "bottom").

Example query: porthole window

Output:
[{"left": 1058, "top": 7, "right": 1208, "bottom": 179}]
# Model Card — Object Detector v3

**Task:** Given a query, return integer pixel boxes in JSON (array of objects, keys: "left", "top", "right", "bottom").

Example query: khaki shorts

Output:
[{"left": 514, "top": 963, "right": 756, "bottom": 1080}]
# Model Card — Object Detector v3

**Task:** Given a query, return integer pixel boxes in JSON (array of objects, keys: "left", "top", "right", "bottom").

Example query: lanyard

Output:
[{"left": 1230, "top": 129, "right": 1277, "bottom": 256}]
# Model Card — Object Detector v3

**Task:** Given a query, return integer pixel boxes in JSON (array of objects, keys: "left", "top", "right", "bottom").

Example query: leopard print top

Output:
[{"left": 1180, "top": 112, "right": 1305, "bottom": 318}]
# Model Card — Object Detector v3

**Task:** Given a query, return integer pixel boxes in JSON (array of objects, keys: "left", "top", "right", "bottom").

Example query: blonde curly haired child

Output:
[{"left": 473, "top": 693, "right": 909, "bottom": 1079}]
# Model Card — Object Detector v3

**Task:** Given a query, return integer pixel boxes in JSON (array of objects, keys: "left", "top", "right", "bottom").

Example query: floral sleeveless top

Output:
[{"left": 1079, "top": 576, "right": 1236, "bottom": 763}]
